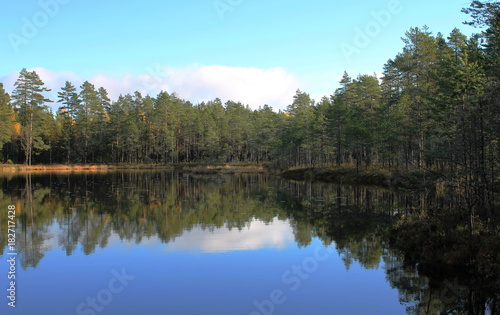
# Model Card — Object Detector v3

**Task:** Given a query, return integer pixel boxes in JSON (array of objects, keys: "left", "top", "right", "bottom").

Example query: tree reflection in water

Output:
[{"left": 0, "top": 172, "right": 498, "bottom": 314}]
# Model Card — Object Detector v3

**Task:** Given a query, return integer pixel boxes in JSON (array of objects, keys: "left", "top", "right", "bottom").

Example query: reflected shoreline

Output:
[{"left": 1, "top": 171, "right": 498, "bottom": 314}]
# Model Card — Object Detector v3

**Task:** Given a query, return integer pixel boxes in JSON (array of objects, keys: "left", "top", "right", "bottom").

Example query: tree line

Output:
[
  {"left": 0, "top": 71, "right": 287, "bottom": 165},
  {"left": 1, "top": 3, "right": 499, "bottom": 193}
]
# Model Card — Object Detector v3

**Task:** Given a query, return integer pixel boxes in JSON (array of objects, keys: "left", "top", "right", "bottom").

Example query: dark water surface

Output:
[{"left": 0, "top": 172, "right": 495, "bottom": 314}]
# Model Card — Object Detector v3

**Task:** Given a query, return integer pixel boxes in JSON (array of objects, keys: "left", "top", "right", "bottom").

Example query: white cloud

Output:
[
  {"left": 138, "top": 64, "right": 301, "bottom": 110},
  {"left": 86, "top": 217, "right": 295, "bottom": 254},
  {"left": 0, "top": 72, "right": 20, "bottom": 93},
  {"left": 90, "top": 72, "right": 139, "bottom": 100},
  {"left": 1, "top": 65, "right": 302, "bottom": 111},
  {"left": 165, "top": 218, "right": 295, "bottom": 253}
]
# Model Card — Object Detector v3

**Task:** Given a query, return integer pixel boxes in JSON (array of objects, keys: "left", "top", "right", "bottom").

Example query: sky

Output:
[{"left": 0, "top": 0, "right": 479, "bottom": 111}]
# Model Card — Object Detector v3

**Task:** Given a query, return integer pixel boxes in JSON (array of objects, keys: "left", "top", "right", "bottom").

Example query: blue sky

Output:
[{"left": 1, "top": 0, "right": 478, "bottom": 110}]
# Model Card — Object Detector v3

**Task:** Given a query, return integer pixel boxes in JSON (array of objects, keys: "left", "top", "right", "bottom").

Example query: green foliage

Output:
[
  {"left": 0, "top": 3, "right": 498, "bottom": 233},
  {"left": 11, "top": 69, "right": 52, "bottom": 165},
  {"left": 0, "top": 83, "right": 13, "bottom": 148}
]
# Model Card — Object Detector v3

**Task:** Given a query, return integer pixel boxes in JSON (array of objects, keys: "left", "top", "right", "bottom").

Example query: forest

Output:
[
  {"left": 1, "top": 3, "right": 499, "bottom": 222},
  {"left": 0, "top": 3, "right": 499, "bottom": 307}
]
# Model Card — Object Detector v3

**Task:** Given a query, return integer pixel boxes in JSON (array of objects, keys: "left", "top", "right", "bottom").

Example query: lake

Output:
[{"left": 0, "top": 172, "right": 495, "bottom": 314}]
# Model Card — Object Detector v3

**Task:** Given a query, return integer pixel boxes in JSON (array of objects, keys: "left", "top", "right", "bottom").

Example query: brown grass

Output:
[
  {"left": 0, "top": 163, "right": 267, "bottom": 175},
  {"left": 0, "top": 164, "right": 175, "bottom": 175}
]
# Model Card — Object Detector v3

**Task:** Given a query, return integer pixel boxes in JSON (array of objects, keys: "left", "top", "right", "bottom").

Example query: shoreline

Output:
[
  {"left": 0, "top": 162, "right": 267, "bottom": 174},
  {"left": 0, "top": 163, "right": 444, "bottom": 189},
  {"left": 2, "top": 162, "right": 498, "bottom": 283},
  {"left": 277, "top": 164, "right": 439, "bottom": 189}
]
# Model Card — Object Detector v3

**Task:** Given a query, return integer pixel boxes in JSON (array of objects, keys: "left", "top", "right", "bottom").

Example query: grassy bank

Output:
[
  {"left": 278, "top": 164, "right": 438, "bottom": 189},
  {"left": 0, "top": 164, "right": 175, "bottom": 174},
  {"left": 0, "top": 162, "right": 267, "bottom": 174},
  {"left": 175, "top": 162, "right": 267, "bottom": 174}
]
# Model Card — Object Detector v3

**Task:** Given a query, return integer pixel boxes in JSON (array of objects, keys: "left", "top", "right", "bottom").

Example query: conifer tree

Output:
[{"left": 11, "top": 69, "right": 52, "bottom": 165}]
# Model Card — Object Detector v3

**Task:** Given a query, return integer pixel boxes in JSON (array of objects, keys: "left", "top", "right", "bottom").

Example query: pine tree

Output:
[
  {"left": 57, "top": 81, "right": 79, "bottom": 163},
  {"left": 76, "top": 81, "right": 106, "bottom": 163},
  {"left": 329, "top": 73, "right": 351, "bottom": 166},
  {"left": 11, "top": 69, "right": 52, "bottom": 165},
  {"left": 284, "top": 90, "right": 315, "bottom": 166}
]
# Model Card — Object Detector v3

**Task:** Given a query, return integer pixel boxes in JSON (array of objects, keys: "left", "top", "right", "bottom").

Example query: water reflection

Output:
[
  {"left": 164, "top": 219, "right": 295, "bottom": 253},
  {"left": 0, "top": 172, "right": 498, "bottom": 314}
]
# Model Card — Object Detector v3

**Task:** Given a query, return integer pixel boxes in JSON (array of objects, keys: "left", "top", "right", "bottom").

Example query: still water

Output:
[{"left": 0, "top": 172, "right": 492, "bottom": 314}]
